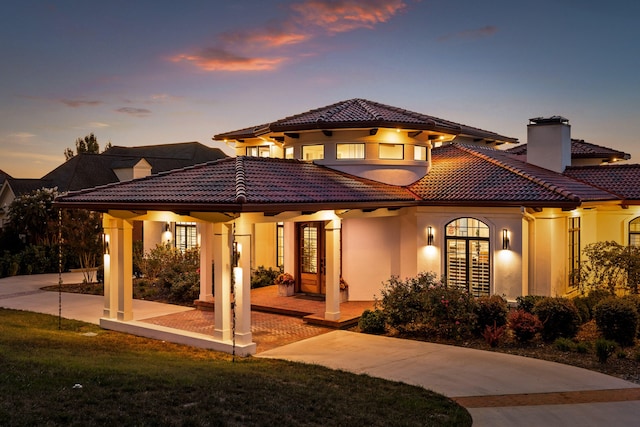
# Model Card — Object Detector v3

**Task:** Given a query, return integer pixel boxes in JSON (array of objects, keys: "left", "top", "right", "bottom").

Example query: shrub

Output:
[
  {"left": 594, "top": 297, "right": 639, "bottom": 347},
  {"left": 482, "top": 321, "right": 505, "bottom": 347},
  {"left": 621, "top": 295, "right": 640, "bottom": 337},
  {"left": 474, "top": 295, "right": 508, "bottom": 335},
  {"left": 379, "top": 272, "right": 477, "bottom": 339},
  {"left": 533, "top": 297, "right": 580, "bottom": 341},
  {"left": 575, "top": 342, "right": 589, "bottom": 354},
  {"left": 251, "top": 266, "right": 281, "bottom": 289},
  {"left": 358, "top": 309, "right": 387, "bottom": 335},
  {"left": 553, "top": 337, "right": 575, "bottom": 352},
  {"left": 508, "top": 309, "right": 543, "bottom": 343},
  {"left": 515, "top": 295, "right": 545, "bottom": 314},
  {"left": 595, "top": 338, "right": 617, "bottom": 363},
  {"left": 573, "top": 289, "right": 611, "bottom": 323}
]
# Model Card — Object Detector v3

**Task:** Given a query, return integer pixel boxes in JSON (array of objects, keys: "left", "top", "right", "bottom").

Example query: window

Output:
[
  {"left": 285, "top": 147, "right": 294, "bottom": 159},
  {"left": 337, "top": 143, "right": 365, "bottom": 159},
  {"left": 568, "top": 217, "right": 581, "bottom": 288},
  {"left": 277, "top": 222, "right": 284, "bottom": 268},
  {"left": 414, "top": 145, "right": 427, "bottom": 161},
  {"left": 302, "top": 144, "right": 324, "bottom": 160},
  {"left": 379, "top": 143, "right": 404, "bottom": 159},
  {"left": 246, "top": 146, "right": 270, "bottom": 157},
  {"left": 175, "top": 222, "right": 197, "bottom": 251},
  {"left": 445, "top": 218, "right": 490, "bottom": 296},
  {"left": 630, "top": 217, "right": 640, "bottom": 246}
]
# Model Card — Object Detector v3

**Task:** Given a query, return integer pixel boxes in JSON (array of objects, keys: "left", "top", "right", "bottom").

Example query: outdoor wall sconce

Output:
[
  {"left": 164, "top": 222, "right": 170, "bottom": 232},
  {"left": 232, "top": 241, "right": 242, "bottom": 267},
  {"left": 502, "top": 229, "right": 510, "bottom": 250},
  {"left": 427, "top": 226, "right": 434, "bottom": 246},
  {"left": 103, "top": 233, "right": 110, "bottom": 255}
]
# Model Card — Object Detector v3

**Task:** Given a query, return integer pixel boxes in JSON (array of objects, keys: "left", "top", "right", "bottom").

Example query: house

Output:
[
  {"left": 54, "top": 99, "right": 640, "bottom": 356},
  {"left": 1, "top": 142, "right": 227, "bottom": 250}
]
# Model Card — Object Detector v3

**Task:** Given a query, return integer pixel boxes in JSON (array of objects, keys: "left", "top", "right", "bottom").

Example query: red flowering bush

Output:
[{"left": 508, "top": 309, "right": 543, "bottom": 343}]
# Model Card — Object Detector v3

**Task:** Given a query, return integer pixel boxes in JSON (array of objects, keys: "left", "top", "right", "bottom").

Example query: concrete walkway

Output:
[{"left": 2, "top": 273, "right": 640, "bottom": 426}]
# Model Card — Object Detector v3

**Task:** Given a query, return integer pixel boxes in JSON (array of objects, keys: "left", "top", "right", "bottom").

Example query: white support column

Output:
[
  {"left": 198, "top": 222, "right": 214, "bottom": 302},
  {"left": 325, "top": 219, "right": 342, "bottom": 321},
  {"left": 102, "top": 215, "right": 118, "bottom": 318},
  {"left": 234, "top": 215, "right": 253, "bottom": 346},
  {"left": 116, "top": 219, "right": 133, "bottom": 321},
  {"left": 213, "top": 223, "right": 232, "bottom": 341}
]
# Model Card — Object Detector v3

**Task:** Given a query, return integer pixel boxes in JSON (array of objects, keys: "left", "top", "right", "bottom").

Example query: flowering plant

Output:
[{"left": 274, "top": 272, "right": 295, "bottom": 287}]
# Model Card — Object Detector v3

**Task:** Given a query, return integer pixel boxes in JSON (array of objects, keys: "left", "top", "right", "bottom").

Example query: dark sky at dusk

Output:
[{"left": 1, "top": 0, "right": 639, "bottom": 177}]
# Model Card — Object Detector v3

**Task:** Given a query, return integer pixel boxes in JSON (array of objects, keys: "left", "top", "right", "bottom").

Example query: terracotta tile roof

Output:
[
  {"left": 564, "top": 164, "right": 640, "bottom": 201},
  {"left": 55, "top": 157, "right": 418, "bottom": 212},
  {"left": 214, "top": 99, "right": 518, "bottom": 144},
  {"left": 506, "top": 139, "right": 630, "bottom": 161},
  {"left": 409, "top": 144, "right": 617, "bottom": 207}
]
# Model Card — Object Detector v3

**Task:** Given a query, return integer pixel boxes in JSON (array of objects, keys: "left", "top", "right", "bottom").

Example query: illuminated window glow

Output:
[
  {"left": 379, "top": 143, "right": 404, "bottom": 159},
  {"left": 337, "top": 143, "right": 365, "bottom": 159},
  {"left": 302, "top": 144, "right": 324, "bottom": 160}
]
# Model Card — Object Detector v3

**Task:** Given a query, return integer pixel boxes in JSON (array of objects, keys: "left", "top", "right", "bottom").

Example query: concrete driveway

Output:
[{"left": 258, "top": 330, "right": 640, "bottom": 426}]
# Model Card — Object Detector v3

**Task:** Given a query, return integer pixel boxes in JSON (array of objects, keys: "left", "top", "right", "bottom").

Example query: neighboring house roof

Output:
[
  {"left": 0, "top": 169, "right": 12, "bottom": 182},
  {"left": 42, "top": 142, "right": 228, "bottom": 192},
  {"left": 214, "top": 98, "right": 518, "bottom": 144},
  {"left": 564, "top": 164, "right": 640, "bottom": 201},
  {"left": 409, "top": 144, "right": 618, "bottom": 207},
  {"left": 4, "top": 178, "right": 54, "bottom": 196},
  {"left": 55, "top": 157, "right": 419, "bottom": 213},
  {"left": 505, "top": 139, "right": 630, "bottom": 162}
]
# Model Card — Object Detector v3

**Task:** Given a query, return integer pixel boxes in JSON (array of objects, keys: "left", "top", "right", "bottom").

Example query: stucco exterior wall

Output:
[
  {"left": 254, "top": 222, "right": 278, "bottom": 270},
  {"left": 342, "top": 213, "right": 417, "bottom": 300}
]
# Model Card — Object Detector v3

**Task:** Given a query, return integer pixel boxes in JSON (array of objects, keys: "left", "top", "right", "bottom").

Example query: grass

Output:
[{"left": 0, "top": 308, "right": 470, "bottom": 426}]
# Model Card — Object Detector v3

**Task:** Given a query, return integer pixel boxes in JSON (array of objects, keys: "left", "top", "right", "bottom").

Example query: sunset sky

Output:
[{"left": 1, "top": 0, "right": 639, "bottom": 178}]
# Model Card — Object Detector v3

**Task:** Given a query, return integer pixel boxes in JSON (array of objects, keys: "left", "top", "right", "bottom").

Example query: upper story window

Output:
[
  {"left": 379, "top": 143, "right": 404, "bottom": 160},
  {"left": 285, "top": 147, "right": 294, "bottom": 159},
  {"left": 414, "top": 145, "right": 427, "bottom": 161},
  {"left": 630, "top": 217, "right": 640, "bottom": 246},
  {"left": 246, "top": 146, "right": 270, "bottom": 157},
  {"left": 337, "top": 143, "right": 365, "bottom": 159},
  {"left": 302, "top": 144, "right": 324, "bottom": 160}
]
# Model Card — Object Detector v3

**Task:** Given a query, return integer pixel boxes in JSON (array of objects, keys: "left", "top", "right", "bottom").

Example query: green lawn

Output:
[{"left": 0, "top": 309, "right": 470, "bottom": 426}]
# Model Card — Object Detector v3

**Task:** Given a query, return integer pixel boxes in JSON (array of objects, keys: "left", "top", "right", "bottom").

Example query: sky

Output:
[{"left": 1, "top": 0, "right": 639, "bottom": 178}]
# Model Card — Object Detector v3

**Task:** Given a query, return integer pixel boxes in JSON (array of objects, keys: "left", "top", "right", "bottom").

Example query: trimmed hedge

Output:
[
  {"left": 533, "top": 297, "right": 580, "bottom": 341},
  {"left": 594, "top": 297, "right": 639, "bottom": 347}
]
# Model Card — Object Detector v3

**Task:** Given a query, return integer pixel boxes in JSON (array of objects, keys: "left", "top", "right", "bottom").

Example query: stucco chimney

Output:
[{"left": 527, "top": 116, "right": 571, "bottom": 173}]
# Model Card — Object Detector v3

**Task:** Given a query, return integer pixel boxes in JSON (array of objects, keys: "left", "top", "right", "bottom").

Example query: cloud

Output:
[
  {"left": 88, "top": 122, "right": 110, "bottom": 128},
  {"left": 8, "top": 132, "right": 36, "bottom": 138},
  {"left": 171, "top": 48, "right": 286, "bottom": 72},
  {"left": 170, "top": 0, "right": 407, "bottom": 72},
  {"left": 115, "top": 107, "right": 151, "bottom": 117},
  {"left": 61, "top": 99, "right": 103, "bottom": 107},
  {"left": 438, "top": 25, "right": 498, "bottom": 42},
  {"left": 290, "top": 0, "right": 407, "bottom": 33}
]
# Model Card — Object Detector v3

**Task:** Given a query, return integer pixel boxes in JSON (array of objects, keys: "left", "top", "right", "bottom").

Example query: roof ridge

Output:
[
  {"left": 455, "top": 144, "right": 581, "bottom": 202},
  {"left": 354, "top": 99, "right": 384, "bottom": 121},
  {"left": 316, "top": 99, "right": 357, "bottom": 122},
  {"left": 235, "top": 157, "right": 247, "bottom": 204}
]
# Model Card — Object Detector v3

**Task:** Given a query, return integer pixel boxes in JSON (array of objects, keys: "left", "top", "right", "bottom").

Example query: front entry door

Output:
[{"left": 297, "top": 222, "right": 326, "bottom": 294}]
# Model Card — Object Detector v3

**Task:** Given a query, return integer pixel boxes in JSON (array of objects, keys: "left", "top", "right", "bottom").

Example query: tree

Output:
[
  {"left": 64, "top": 133, "right": 100, "bottom": 161},
  {"left": 5, "top": 188, "right": 59, "bottom": 247},
  {"left": 577, "top": 241, "right": 640, "bottom": 295},
  {"left": 60, "top": 208, "right": 102, "bottom": 283}
]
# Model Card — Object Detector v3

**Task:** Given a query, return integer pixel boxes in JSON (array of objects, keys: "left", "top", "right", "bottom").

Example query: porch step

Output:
[{"left": 303, "top": 313, "right": 361, "bottom": 329}]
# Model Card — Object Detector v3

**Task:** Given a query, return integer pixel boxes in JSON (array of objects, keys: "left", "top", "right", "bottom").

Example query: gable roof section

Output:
[
  {"left": 55, "top": 157, "right": 418, "bottom": 213},
  {"left": 409, "top": 144, "right": 618, "bottom": 207},
  {"left": 506, "top": 139, "right": 630, "bottom": 161},
  {"left": 564, "top": 164, "right": 640, "bottom": 202},
  {"left": 5, "top": 178, "right": 54, "bottom": 196},
  {"left": 214, "top": 99, "right": 518, "bottom": 144},
  {"left": 42, "top": 142, "right": 228, "bottom": 192}
]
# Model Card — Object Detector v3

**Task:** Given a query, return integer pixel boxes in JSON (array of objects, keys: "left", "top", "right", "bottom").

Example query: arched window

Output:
[
  {"left": 445, "top": 218, "right": 490, "bottom": 296},
  {"left": 630, "top": 217, "right": 640, "bottom": 247}
]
